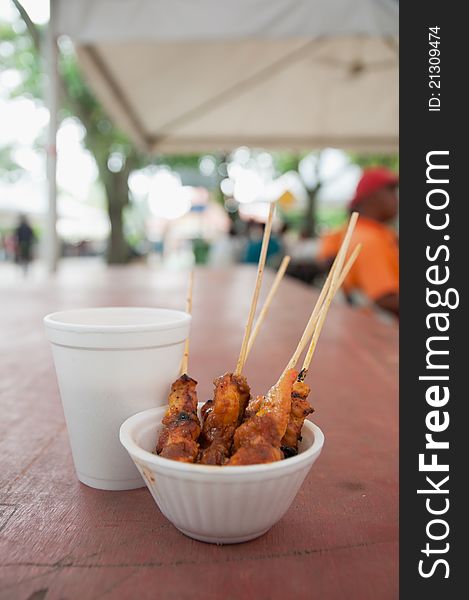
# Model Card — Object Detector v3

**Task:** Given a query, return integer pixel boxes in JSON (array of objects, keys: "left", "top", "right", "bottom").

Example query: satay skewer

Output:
[
  {"left": 245, "top": 255, "right": 291, "bottom": 360},
  {"left": 280, "top": 244, "right": 362, "bottom": 457},
  {"left": 235, "top": 202, "right": 276, "bottom": 376},
  {"left": 231, "top": 219, "right": 359, "bottom": 466},
  {"left": 199, "top": 203, "right": 276, "bottom": 465},
  {"left": 241, "top": 215, "right": 359, "bottom": 423},
  {"left": 198, "top": 251, "right": 289, "bottom": 464},
  {"left": 241, "top": 244, "right": 361, "bottom": 423},
  {"left": 232, "top": 228, "right": 361, "bottom": 465},
  {"left": 200, "top": 252, "right": 289, "bottom": 426},
  {"left": 155, "top": 272, "right": 201, "bottom": 463}
]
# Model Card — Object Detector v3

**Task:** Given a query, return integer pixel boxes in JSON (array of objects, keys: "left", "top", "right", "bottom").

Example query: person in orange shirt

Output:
[{"left": 319, "top": 167, "right": 399, "bottom": 317}]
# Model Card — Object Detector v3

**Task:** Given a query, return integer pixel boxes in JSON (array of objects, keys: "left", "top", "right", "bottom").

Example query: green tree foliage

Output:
[
  {"left": 1, "top": 4, "right": 145, "bottom": 263},
  {"left": 272, "top": 151, "right": 301, "bottom": 176}
]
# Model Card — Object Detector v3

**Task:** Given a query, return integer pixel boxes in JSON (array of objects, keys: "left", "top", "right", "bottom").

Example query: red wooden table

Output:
[{"left": 0, "top": 263, "right": 398, "bottom": 600}]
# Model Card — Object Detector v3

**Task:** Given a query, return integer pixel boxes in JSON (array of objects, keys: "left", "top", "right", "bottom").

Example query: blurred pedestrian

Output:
[
  {"left": 14, "top": 215, "right": 35, "bottom": 275},
  {"left": 318, "top": 167, "right": 399, "bottom": 317}
]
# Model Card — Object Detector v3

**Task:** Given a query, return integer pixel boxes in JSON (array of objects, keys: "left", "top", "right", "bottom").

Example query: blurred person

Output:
[
  {"left": 243, "top": 220, "right": 282, "bottom": 265},
  {"left": 14, "top": 215, "right": 36, "bottom": 275},
  {"left": 208, "top": 223, "right": 244, "bottom": 267},
  {"left": 318, "top": 167, "right": 399, "bottom": 318}
]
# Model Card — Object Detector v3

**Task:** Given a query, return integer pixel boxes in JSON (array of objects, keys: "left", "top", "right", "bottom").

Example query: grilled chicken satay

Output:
[
  {"left": 198, "top": 374, "right": 250, "bottom": 465},
  {"left": 197, "top": 203, "right": 274, "bottom": 466},
  {"left": 277, "top": 237, "right": 361, "bottom": 460},
  {"left": 155, "top": 374, "right": 201, "bottom": 462},
  {"left": 228, "top": 369, "right": 297, "bottom": 465},
  {"left": 280, "top": 378, "right": 314, "bottom": 458},
  {"left": 242, "top": 376, "right": 313, "bottom": 459}
]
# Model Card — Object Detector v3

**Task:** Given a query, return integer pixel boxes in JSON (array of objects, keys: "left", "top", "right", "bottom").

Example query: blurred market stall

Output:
[{"left": 42, "top": 0, "right": 398, "bottom": 270}]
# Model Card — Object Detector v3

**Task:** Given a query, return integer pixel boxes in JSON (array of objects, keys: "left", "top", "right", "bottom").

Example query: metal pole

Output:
[{"left": 45, "top": 0, "right": 58, "bottom": 273}]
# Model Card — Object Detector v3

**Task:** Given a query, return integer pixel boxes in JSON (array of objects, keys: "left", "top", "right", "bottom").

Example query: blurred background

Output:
[{"left": 0, "top": 0, "right": 398, "bottom": 289}]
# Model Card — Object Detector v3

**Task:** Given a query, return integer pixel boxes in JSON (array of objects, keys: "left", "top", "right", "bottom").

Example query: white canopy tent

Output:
[{"left": 46, "top": 0, "right": 399, "bottom": 270}]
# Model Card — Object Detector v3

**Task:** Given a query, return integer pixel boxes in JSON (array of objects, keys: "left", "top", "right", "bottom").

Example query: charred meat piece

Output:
[
  {"left": 280, "top": 380, "right": 314, "bottom": 458},
  {"left": 227, "top": 441, "right": 283, "bottom": 465},
  {"left": 155, "top": 374, "right": 201, "bottom": 463},
  {"left": 198, "top": 373, "right": 250, "bottom": 465},
  {"left": 228, "top": 369, "right": 297, "bottom": 465}
]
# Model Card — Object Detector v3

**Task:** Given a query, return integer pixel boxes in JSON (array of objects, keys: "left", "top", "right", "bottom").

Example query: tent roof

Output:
[{"left": 55, "top": 0, "right": 399, "bottom": 153}]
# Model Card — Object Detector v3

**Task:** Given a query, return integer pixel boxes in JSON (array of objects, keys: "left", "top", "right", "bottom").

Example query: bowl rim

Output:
[
  {"left": 120, "top": 405, "right": 325, "bottom": 476},
  {"left": 43, "top": 307, "right": 191, "bottom": 334}
]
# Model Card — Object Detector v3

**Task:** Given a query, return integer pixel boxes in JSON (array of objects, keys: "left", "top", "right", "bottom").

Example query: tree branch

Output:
[
  {"left": 12, "top": 0, "right": 92, "bottom": 133},
  {"left": 11, "top": 0, "right": 41, "bottom": 51}
]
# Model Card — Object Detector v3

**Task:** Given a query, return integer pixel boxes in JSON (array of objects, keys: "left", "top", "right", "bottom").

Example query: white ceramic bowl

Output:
[
  {"left": 44, "top": 307, "right": 191, "bottom": 491},
  {"left": 120, "top": 404, "right": 324, "bottom": 544}
]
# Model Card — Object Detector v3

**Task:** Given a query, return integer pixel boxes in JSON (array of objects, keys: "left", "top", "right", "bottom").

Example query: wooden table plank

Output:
[{"left": 0, "top": 263, "right": 398, "bottom": 600}]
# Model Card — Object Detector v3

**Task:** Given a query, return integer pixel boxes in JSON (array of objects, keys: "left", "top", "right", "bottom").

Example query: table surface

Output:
[{"left": 0, "top": 263, "right": 398, "bottom": 600}]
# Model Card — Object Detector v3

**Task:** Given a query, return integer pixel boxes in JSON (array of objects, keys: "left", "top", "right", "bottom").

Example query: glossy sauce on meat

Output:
[
  {"left": 198, "top": 373, "right": 250, "bottom": 465},
  {"left": 281, "top": 380, "right": 314, "bottom": 457},
  {"left": 155, "top": 374, "right": 201, "bottom": 463},
  {"left": 228, "top": 369, "right": 297, "bottom": 465}
]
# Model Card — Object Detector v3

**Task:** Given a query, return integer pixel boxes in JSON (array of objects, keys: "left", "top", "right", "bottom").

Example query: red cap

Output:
[{"left": 350, "top": 167, "right": 399, "bottom": 209}]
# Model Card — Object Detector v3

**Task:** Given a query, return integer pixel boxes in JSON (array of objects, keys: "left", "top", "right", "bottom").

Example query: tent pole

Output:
[{"left": 45, "top": 0, "right": 58, "bottom": 273}]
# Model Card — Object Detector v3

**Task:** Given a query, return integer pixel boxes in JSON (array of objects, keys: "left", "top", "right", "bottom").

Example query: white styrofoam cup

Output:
[{"left": 44, "top": 307, "right": 191, "bottom": 491}]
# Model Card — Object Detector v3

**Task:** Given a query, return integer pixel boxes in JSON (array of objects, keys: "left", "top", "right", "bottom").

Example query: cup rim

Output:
[
  {"left": 120, "top": 405, "right": 325, "bottom": 476},
  {"left": 43, "top": 307, "right": 191, "bottom": 334}
]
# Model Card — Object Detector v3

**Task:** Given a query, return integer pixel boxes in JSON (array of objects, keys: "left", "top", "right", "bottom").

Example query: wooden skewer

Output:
[
  {"left": 281, "top": 212, "right": 359, "bottom": 376},
  {"left": 298, "top": 217, "right": 359, "bottom": 375},
  {"left": 301, "top": 243, "right": 362, "bottom": 374},
  {"left": 235, "top": 202, "right": 276, "bottom": 375},
  {"left": 180, "top": 270, "right": 194, "bottom": 376},
  {"left": 309, "top": 211, "right": 359, "bottom": 324},
  {"left": 245, "top": 255, "right": 291, "bottom": 360},
  {"left": 334, "top": 243, "right": 362, "bottom": 297},
  {"left": 281, "top": 254, "right": 339, "bottom": 374}
]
